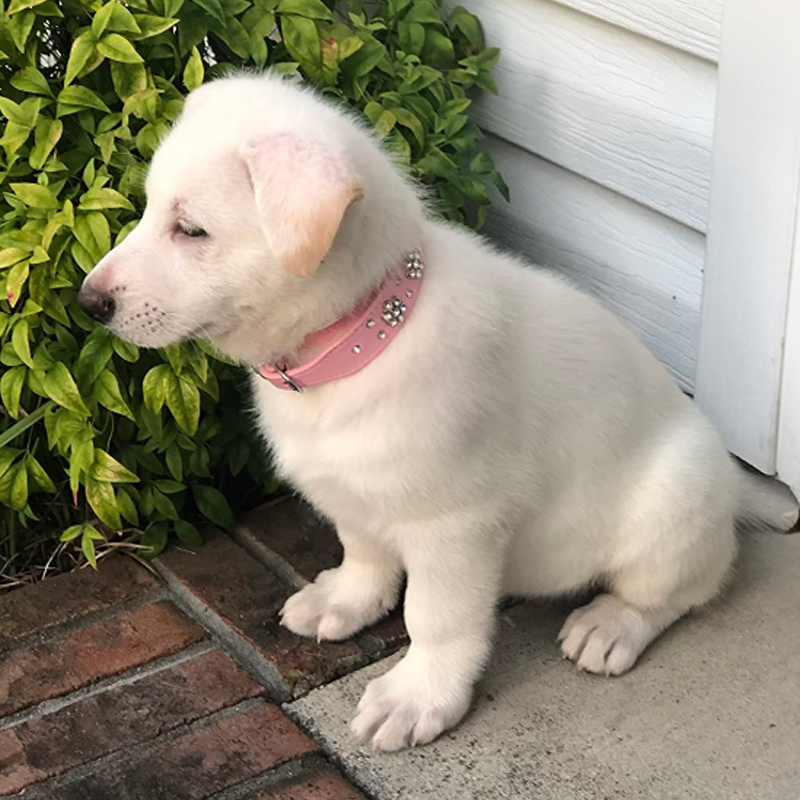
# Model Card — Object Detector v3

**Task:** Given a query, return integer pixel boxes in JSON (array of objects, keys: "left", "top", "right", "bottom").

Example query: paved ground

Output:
[
  {"left": 0, "top": 498, "right": 407, "bottom": 799},
  {"left": 1, "top": 497, "right": 797, "bottom": 799},
  {"left": 290, "top": 532, "right": 800, "bottom": 800}
]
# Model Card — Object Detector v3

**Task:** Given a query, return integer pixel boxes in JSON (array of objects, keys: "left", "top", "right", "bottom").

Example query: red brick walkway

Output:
[{"left": 0, "top": 498, "right": 407, "bottom": 799}]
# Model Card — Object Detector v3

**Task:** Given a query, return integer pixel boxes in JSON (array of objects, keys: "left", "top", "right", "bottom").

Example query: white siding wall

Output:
[{"left": 461, "top": 0, "right": 723, "bottom": 391}]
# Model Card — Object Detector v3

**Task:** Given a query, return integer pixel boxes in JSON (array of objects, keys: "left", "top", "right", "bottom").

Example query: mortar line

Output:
[
  {"left": 13, "top": 697, "right": 267, "bottom": 798},
  {"left": 153, "top": 559, "right": 292, "bottom": 702},
  {"left": 0, "top": 640, "right": 216, "bottom": 732},
  {"left": 0, "top": 586, "right": 168, "bottom": 655}
]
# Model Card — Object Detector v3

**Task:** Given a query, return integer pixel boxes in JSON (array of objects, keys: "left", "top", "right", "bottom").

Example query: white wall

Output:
[{"left": 462, "top": 0, "right": 723, "bottom": 391}]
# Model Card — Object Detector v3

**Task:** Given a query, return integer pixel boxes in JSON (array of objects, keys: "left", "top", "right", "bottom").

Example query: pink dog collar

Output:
[{"left": 256, "top": 250, "right": 425, "bottom": 392}]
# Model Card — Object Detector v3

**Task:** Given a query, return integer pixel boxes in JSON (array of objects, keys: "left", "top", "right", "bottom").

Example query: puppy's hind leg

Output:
[{"left": 559, "top": 512, "right": 737, "bottom": 676}]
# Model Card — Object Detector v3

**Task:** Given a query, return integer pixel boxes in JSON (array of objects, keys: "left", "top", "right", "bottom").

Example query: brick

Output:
[
  {"left": 51, "top": 702, "right": 316, "bottom": 800},
  {"left": 0, "top": 556, "right": 158, "bottom": 646},
  {"left": 239, "top": 500, "right": 408, "bottom": 654},
  {"left": 0, "top": 601, "right": 205, "bottom": 717},
  {"left": 238, "top": 499, "right": 343, "bottom": 583},
  {"left": 0, "top": 649, "right": 263, "bottom": 795},
  {"left": 253, "top": 767, "right": 366, "bottom": 800},
  {"left": 159, "top": 530, "right": 366, "bottom": 696}
]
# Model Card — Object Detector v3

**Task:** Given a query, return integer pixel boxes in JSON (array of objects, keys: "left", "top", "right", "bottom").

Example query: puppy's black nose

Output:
[{"left": 78, "top": 284, "right": 116, "bottom": 324}]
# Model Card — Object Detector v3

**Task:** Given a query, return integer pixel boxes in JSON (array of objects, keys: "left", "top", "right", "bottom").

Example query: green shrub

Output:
[{"left": 0, "top": 0, "right": 505, "bottom": 574}]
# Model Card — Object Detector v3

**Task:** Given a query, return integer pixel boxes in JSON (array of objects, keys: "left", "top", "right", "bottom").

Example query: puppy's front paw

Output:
[
  {"left": 350, "top": 655, "right": 472, "bottom": 751},
  {"left": 280, "top": 566, "right": 397, "bottom": 642}
]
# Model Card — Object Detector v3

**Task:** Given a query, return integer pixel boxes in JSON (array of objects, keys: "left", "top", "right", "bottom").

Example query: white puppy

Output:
[{"left": 79, "top": 73, "right": 789, "bottom": 751}]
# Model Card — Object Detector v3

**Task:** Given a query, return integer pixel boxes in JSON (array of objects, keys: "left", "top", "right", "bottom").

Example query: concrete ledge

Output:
[{"left": 289, "top": 532, "right": 800, "bottom": 800}]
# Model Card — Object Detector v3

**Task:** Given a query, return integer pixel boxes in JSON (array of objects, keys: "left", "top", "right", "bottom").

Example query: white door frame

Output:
[{"left": 695, "top": 0, "right": 800, "bottom": 497}]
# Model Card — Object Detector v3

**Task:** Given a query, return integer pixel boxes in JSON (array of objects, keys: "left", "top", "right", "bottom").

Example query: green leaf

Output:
[
  {"left": 81, "top": 532, "right": 98, "bottom": 569},
  {"left": 0, "top": 248, "right": 28, "bottom": 269},
  {"left": 133, "top": 14, "right": 179, "bottom": 39},
  {"left": 75, "top": 328, "right": 114, "bottom": 388},
  {"left": 29, "top": 117, "right": 63, "bottom": 170},
  {"left": 277, "top": 0, "right": 332, "bottom": 20},
  {"left": 61, "top": 523, "right": 87, "bottom": 542},
  {"left": 26, "top": 453, "right": 56, "bottom": 493},
  {"left": 92, "top": 1, "right": 116, "bottom": 35},
  {"left": 10, "top": 183, "right": 59, "bottom": 209},
  {"left": 175, "top": 519, "right": 202, "bottom": 546},
  {"left": 193, "top": 484, "right": 234, "bottom": 526},
  {"left": 97, "top": 32, "right": 143, "bottom": 63},
  {"left": 5, "top": 259, "right": 29, "bottom": 308},
  {"left": 94, "top": 370, "right": 135, "bottom": 419},
  {"left": 117, "top": 487, "right": 139, "bottom": 525},
  {"left": 43, "top": 363, "right": 90, "bottom": 415},
  {"left": 1, "top": 366, "right": 26, "bottom": 418},
  {"left": 58, "top": 86, "right": 111, "bottom": 115},
  {"left": 112, "top": 337, "right": 139, "bottom": 362},
  {"left": 7, "top": 9, "right": 35, "bottom": 51},
  {"left": 64, "top": 33, "right": 99, "bottom": 86},
  {"left": 10, "top": 67, "right": 52, "bottom": 96},
  {"left": 281, "top": 14, "right": 321, "bottom": 68},
  {"left": 450, "top": 5, "right": 484, "bottom": 50},
  {"left": 183, "top": 46, "right": 204, "bottom": 91},
  {"left": 85, "top": 476, "right": 121, "bottom": 529},
  {"left": 11, "top": 320, "right": 33, "bottom": 367},
  {"left": 166, "top": 370, "right": 200, "bottom": 435},
  {"left": 155, "top": 478, "right": 185, "bottom": 494},
  {"left": 91, "top": 448, "right": 140, "bottom": 483},
  {"left": 140, "top": 521, "right": 169, "bottom": 558},
  {"left": 110, "top": 61, "right": 148, "bottom": 100},
  {"left": 7, "top": 0, "right": 48, "bottom": 13},
  {"left": 79, "top": 186, "right": 135, "bottom": 211},
  {"left": 143, "top": 364, "right": 171, "bottom": 412},
  {"left": 9, "top": 461, "right": 29, "bottom": 511},
  {"left": 341, "top": 33, "right": 385, "bottom": 77},
  {"left": 193, "top": 0, "right": 225, "bottom": 23},
  {"left": 166, "top": 442, "right": 184, "bottom": 481},
  {"left": 422, "top": 28, "right": 455, "bottom": 68}
]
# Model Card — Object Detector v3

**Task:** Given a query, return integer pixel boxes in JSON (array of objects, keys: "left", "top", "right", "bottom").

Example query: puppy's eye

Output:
[{"left": 175, "top": 220, "right": 208, "bottom": 239}]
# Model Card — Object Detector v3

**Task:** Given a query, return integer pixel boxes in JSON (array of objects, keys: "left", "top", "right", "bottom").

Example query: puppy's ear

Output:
[{"left": 242, "top": 133, "right": 364, "bottom": 277}]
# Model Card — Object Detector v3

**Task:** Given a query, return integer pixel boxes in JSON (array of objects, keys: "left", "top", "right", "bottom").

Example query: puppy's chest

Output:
[{"left": 256, "top": 394, "right": 416, "bottom": 507}]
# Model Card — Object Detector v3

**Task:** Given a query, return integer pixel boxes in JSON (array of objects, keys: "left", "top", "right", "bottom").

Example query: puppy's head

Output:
[{"left": 78, "top": 75, "right": 367, "bottom": 360}]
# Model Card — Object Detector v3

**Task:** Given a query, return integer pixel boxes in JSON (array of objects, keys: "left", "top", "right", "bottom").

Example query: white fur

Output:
[{"left": 83, "top": 73, "right": 784, "bottom": 752}]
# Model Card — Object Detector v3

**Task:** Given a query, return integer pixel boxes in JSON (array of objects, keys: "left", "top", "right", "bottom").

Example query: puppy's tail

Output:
[{"left": 735, "top": 463, "right": 799, "bottom": 532}]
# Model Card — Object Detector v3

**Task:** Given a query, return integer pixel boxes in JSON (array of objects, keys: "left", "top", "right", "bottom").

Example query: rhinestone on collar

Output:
[
  {"left": 405, "top": 250, "right": 423, "bottom": 279},
  {"left": 381, "top": 296, "right": 406, "bottom": 327}
]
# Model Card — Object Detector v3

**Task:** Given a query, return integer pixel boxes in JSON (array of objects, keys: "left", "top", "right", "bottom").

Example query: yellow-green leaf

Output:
[
  {"left": 0, "top": 247, "right": 27, "bottom": 269},
  {"left": 64, "top": 33, "right": 98, "bottom": 86},
  {"left": 166, "top": 369, "right": 200, "bottom": 435},
  {"left": 43, "top": 362, "right": 90, "bottom": 415},
  {"left": 90, "top": 448, "right": 140, "bottom": 483},
  {"left": 97, "top": 32, "right": 143, "bottom": 63},
  {"left": 81, "top": 532, "right": 98, "bottom": 569},
  {"left": 29, "top": 117, "right": 63, "bottom": 170},
  {"left": 26, "top": 453, "right": 56, "bottom": 492},
  {"left": 0, "top": 366, "right": 26, "bottom": 418},
  {"left": 7, "top": 0, "right": 48, "bottom": 13},
  {"left": 10, "top": 182, "right": 59, "bottom": 209},
  {"left": 58, "top": 85, "right": 111, "bottom": 114},
  {"left": 110, "top": 60, "right": 147, "bottom": 100},
  {"left": 11, "top": 319, "right": 33, "bottom": 366},
  {"left": 85, "top": 476, "right": 121, "bottom": 530},
  {"left": 9, "top": 461, "right": 28, "bottom": 511},
  {"left": 183, "top": 46, "right": 204, "bottom": 91},
  {"left": 10, "top": 66, "right": 52, "bottom": 96},
  {"left": 94, "top": 370, "right": 135, "bottom": 419},
  {"left": 78, "top": 186, "right": 134, "bottom": 211}
]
